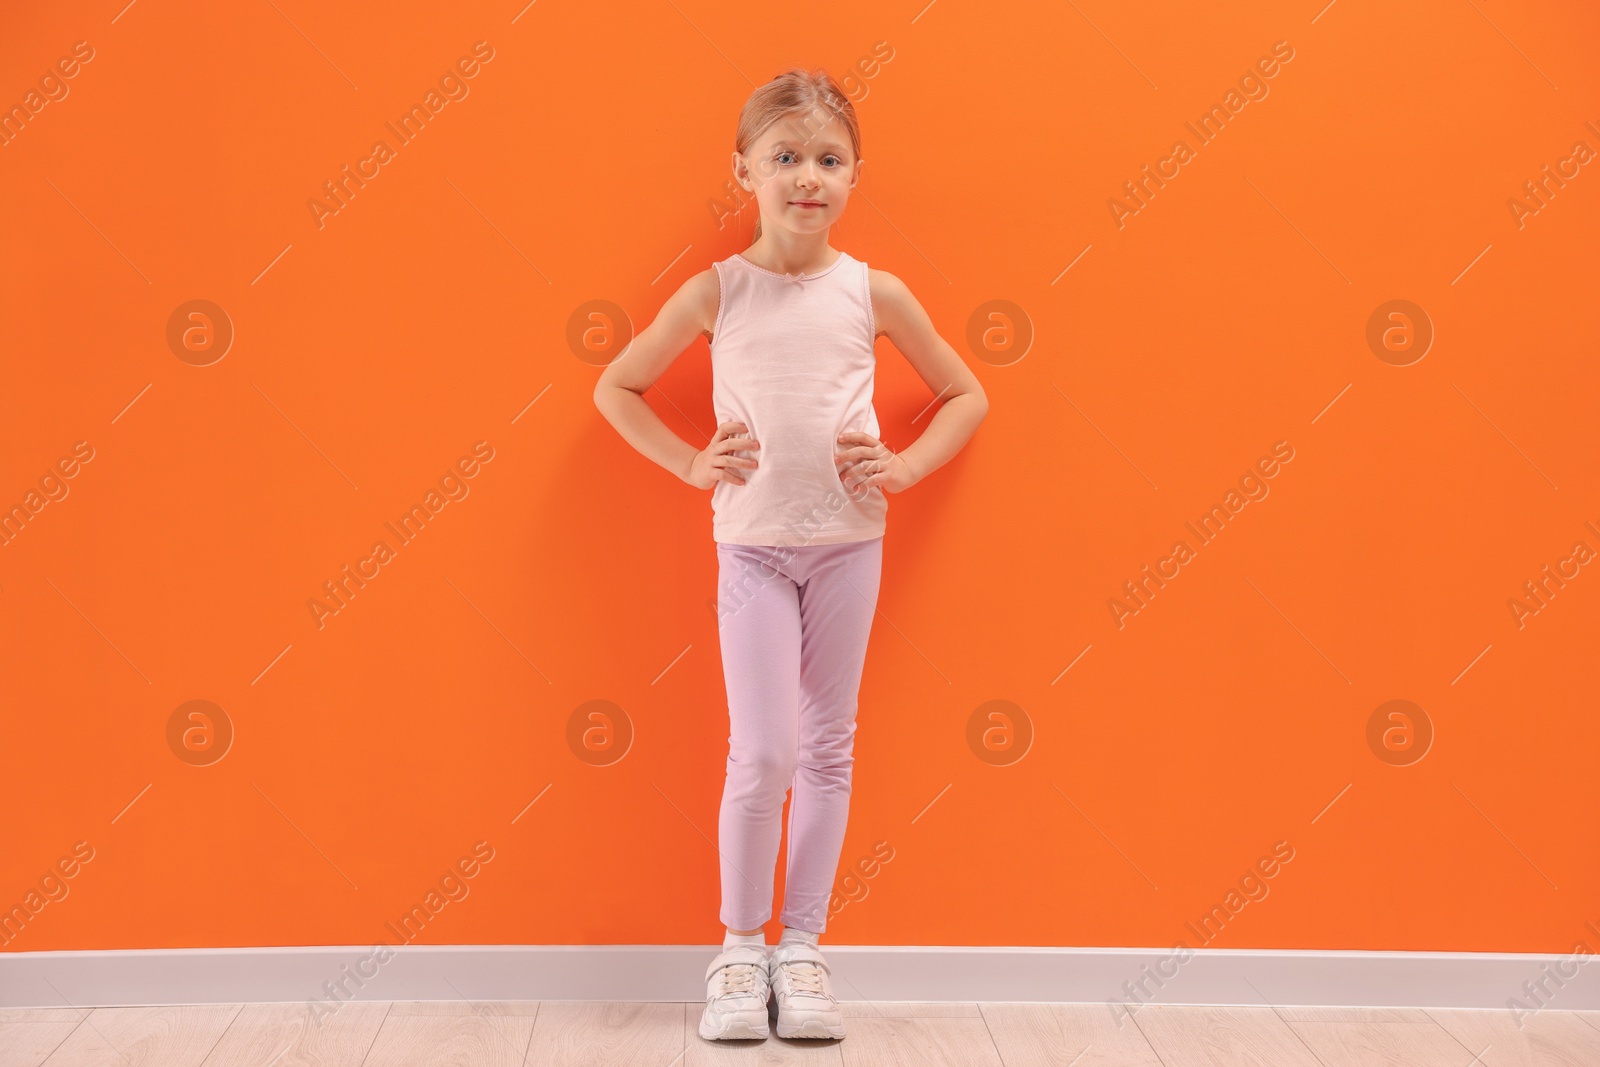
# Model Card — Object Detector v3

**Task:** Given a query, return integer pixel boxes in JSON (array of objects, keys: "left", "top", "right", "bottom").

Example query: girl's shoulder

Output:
[
  {"left": 689, "top": 266, "right": 721, "bottom": 344},
  {"left": 866, "top": 266, "right": 910, "bottom": 340}
]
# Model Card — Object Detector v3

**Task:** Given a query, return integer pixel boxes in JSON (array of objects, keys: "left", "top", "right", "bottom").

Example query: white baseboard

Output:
[{"left": 2, "top": 944, "right": 1593, "bottom": 1011}]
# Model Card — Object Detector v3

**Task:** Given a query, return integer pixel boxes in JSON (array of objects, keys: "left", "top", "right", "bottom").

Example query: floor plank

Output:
[
  {"left": 839, "top": 1001, "right": 980, "bottom": 1018},
  {"left": 39, "top": 1005, "right": 242, "bottom": 1067},
  {"left": 980, "top": 1003, "right": 1165, "bottom": 1066},
  {"left": 387, "top": 1001, "right": 540, "bottom": 1016},
  {"left": 361, "top": 1011, "right": 534, "bottom": 1067},
  {"left": 2, "top": 1002, "right": 1599, "bottom": 1067},
  {"left": 1425, "top": 1006, "right": 1600, "bottom": 1067},
  {"left": 0, "top": 1010, "right": 88, "bottom": 1067},
  {"left": 198, "top": 1001, "right": 389, "bottom": 1067},
  {"left": 1274, "top": 1006, "right": 1436, "bottom": 1022},
  {"left": 1281, "top": 1010, "right": 1481, "bottom": 1066},
  {"left": 1132, "top": 1005, "right": 1326, "bottom": 1066},
  {"left": 525, "top": 1002, "right": 683, "bottom": 1066},
  {"left": 839, "top": 1016, "right": 1003, "bottom": 1066}
]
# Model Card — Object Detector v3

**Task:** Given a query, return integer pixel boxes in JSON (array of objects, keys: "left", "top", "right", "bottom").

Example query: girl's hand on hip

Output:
[
  {"left": 835, "top": 431, "right": 916, "bottom": 494},
  {"left": 686, "top": 421, "right": 759, "bottom": 490}
]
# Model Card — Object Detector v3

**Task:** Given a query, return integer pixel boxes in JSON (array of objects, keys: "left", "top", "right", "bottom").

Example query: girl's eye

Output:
[{"left": 775, "top": 151, "right": 844, "bottom": 166}]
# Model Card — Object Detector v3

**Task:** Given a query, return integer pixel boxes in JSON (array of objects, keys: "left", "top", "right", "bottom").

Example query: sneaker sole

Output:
[
  {"left": 699, "top": 1009, "right": 770, "bottom": 1041},
  {"left": 775, "top": 1011, "right": 846, "bottom": 1040}
]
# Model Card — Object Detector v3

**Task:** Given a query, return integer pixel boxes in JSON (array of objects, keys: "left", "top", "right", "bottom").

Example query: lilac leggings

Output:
[{"left": 714, "top": 535, "right": 884, "bottom": 934}]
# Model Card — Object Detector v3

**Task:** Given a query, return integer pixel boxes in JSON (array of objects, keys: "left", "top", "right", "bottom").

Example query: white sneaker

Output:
[
  {"left": 698, "top": 943, "right": 772, "bottom": 1040},
  {"left": 769, "top": 941, "right": 846, "bottom": 1039}
]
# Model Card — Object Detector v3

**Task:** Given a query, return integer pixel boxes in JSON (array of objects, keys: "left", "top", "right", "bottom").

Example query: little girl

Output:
[{"left": 594, "top": 67, "right": 987, "bottom": 1042}]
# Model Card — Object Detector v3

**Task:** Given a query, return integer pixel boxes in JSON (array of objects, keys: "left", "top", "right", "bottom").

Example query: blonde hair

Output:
[{"left": 734, "top": 68, "right": 861, "bottom": 241}]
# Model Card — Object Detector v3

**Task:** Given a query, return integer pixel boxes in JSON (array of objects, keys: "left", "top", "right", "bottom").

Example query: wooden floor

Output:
[{"left": 4, "top": 1001, "right": 1600, "bottom": 1065}]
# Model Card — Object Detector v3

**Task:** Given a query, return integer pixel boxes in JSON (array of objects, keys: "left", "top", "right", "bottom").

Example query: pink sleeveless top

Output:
[{"left": 709, "top": 249, "right": 887, "bottom": 547}]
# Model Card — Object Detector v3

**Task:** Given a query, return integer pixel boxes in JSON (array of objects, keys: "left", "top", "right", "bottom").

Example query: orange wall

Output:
[{"left": 2, "top": 1, "right": 1597, "bottom": 955}]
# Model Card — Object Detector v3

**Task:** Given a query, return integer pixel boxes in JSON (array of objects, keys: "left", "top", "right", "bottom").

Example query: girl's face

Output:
[{"left": 736, "top": 112, "right": 860, "bottom": 237}]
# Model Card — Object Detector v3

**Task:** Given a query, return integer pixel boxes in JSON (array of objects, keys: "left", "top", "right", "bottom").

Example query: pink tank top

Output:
[{"left": 709, "top": 249, "right": 887, "bottom": 547}]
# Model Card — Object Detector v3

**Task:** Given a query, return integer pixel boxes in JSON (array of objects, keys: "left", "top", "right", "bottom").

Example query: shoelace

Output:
[
  {"left": 717, "top": 961, "right": 764, "bottom": 996},
  {"left": 779, "top": 959, "right": 827, "bottom": 996}
]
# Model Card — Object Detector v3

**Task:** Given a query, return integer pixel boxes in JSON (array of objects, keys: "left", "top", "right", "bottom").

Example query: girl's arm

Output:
[
  {"left": 870, "top": 270, "right": 990, "bottom": 488},
  {"left": 593, "top": 269, "right": 720, "bottom": 483}
]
